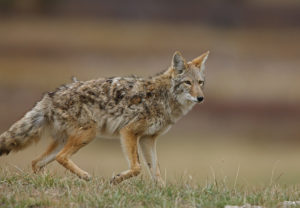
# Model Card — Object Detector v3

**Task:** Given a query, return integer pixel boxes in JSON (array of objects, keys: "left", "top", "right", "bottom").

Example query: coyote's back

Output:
[{"left": 0, "top": 51, "right": 209, "bottom": 184}]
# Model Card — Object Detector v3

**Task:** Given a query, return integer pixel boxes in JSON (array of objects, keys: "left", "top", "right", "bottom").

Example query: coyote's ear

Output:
[
  {"left": 172, "top": 51, "right": 186, "bottom": 75},
  {"left": 191, "top": 51, "right": 210, "bottom": 74}
]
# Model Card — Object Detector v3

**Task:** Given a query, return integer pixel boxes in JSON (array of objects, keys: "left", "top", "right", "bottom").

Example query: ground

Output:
[{"left": 1, "top": 168, "right": 300, "bottom": 208}]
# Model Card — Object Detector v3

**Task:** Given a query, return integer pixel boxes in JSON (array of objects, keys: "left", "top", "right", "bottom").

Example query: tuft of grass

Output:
[{"left": 0, "top": 168, "right": 300, "bottom": 208}]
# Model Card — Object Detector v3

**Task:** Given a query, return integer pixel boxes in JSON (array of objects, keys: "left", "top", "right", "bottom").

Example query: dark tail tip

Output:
[{"left": 0, "top": 148, "right": 10, "bottom": 156}]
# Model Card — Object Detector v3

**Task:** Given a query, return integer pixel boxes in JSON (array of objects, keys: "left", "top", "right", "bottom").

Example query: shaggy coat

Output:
[{"left": 0, "top": 51, "right": 209, "bottom": 184}]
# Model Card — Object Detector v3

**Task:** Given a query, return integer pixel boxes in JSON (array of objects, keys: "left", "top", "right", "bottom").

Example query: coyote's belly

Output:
[
  {"left": 95, "top": 132, "right": 119, "bottom": 139},
  {"left": 95, "top": 124, "right": 172, "bottom": 139},
  {"left": 94, "top": 115, "right": 126, "bottom": 139}
]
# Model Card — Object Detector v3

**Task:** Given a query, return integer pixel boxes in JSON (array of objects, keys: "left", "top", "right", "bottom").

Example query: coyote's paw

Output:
[
  {"left": 32, "top": 160, "right": 43, "bottom": 173},
  {"left": 155, "top": 177, "right": 166, "bottom": 187},
  {"left": 80, "top": 172, "right": 92, "bottom": 181},
  {"left": 110, "top": 174, "right": 122, "bottom": 185}
]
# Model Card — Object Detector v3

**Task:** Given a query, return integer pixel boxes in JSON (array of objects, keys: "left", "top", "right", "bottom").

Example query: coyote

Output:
[{"left": 0, "top": 51, "right": 209, "bottom": 184}]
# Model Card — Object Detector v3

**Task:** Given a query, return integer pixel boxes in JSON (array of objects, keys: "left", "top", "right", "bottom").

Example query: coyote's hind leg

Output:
[
  {"left": 55, "top": 127, "right": 96, "bottom": 180},
  {"left": 32, "top": 139, "right": 64, "bottom": 173}
]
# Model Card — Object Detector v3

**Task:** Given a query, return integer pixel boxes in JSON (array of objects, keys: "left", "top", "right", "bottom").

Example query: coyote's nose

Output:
[{"left": 197, "top": 96, "right": 204, "bottom": 102}]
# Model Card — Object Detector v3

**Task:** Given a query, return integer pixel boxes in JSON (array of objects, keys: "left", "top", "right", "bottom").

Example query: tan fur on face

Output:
[{"left": 190, "top": 81, "right": 204, "bottom": 98}]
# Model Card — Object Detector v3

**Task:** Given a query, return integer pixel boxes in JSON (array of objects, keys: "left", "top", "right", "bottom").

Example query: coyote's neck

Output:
[
  {"left": 170, "top": 95, "right": 195, "bottom": 123},
  {"left": 154, "top": 74, "right": 195, "bottom": 123}
]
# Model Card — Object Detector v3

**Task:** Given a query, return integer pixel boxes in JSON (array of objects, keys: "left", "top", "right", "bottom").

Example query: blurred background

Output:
[{"left": 0, "top": 0, "right": 300, "bottom": 185}]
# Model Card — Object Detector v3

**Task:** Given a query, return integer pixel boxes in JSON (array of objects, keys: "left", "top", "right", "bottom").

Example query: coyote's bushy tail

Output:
[{"left": 0, "top": 101, "right": 47, "bottom": 156}]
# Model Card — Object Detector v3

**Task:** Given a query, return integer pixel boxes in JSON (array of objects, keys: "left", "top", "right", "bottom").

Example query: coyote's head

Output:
[{"left": 169, "top": 51, "right": 209, "bottom": 104}]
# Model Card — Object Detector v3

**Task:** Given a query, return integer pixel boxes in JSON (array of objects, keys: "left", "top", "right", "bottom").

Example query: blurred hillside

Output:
[
  {"left": 1, "top": 0, "right": 300, "bottom": 28},
  {"left": 0, "top": 17, "right": 299, "bottom": 142},
  {"left": 0, "top": 0, "right": 300, "bottom": 183}
]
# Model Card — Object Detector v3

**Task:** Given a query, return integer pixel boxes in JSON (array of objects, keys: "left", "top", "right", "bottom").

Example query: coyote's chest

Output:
[
  {"left": 145, "top": 120, "right": 172, "bottom": 136},
  {"left": 144, "top": 102, "right": 195, "bottom": 136}
]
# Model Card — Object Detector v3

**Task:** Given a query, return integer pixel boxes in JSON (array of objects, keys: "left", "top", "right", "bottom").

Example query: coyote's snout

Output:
[
  {"left": 0, "top": 51, "right": 209, "bottom": 184},
  {"left": 197, "top": 96, "right": 204, "bottom": 102}
]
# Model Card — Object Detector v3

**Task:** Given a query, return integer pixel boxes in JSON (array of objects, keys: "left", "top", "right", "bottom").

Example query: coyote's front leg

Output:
[
  {"left": 111, "top": 127, "right": 141, "bottom": 184},
  {"left": 139, "top": 136, "right": 164, "bottom": 185}
]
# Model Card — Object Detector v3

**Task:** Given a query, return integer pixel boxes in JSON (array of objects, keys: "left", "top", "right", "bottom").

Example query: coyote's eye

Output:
[
  {"left": 198, "top": 80, "right": 204, "bottom": 86},
  {"left": 184, "top": 80, "right": 192, "bottom": 85}
]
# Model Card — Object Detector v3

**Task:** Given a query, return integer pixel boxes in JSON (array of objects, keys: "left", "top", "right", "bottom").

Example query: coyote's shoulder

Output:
[{"left": 0, "top": 51, "right": 209, "bottom": 185}]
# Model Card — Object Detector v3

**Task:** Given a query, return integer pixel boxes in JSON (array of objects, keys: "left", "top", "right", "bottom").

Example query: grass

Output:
[{"left": 1, "top": 169, "right": 300, "bottom": 208}]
